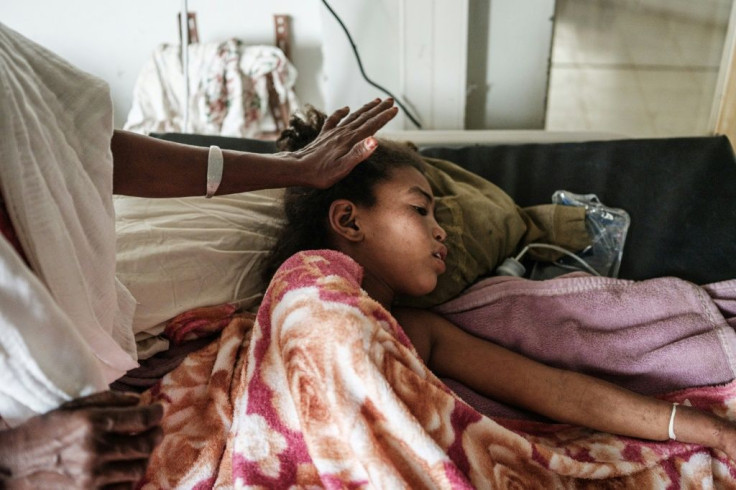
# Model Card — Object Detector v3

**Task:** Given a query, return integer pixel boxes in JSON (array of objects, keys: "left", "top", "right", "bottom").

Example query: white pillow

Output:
[{"left": 114, "top": 189, "right": 285, "bottom": 341}]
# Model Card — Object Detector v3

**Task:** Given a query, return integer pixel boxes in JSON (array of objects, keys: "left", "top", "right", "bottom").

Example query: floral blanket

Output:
[{"left": 139, "top": 250, "right": 736, "bottom": 488}]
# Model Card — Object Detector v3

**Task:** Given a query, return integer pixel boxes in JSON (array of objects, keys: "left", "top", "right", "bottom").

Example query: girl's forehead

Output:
[{"left": 383, "top": 166, "right": 432, "bottom": 195}]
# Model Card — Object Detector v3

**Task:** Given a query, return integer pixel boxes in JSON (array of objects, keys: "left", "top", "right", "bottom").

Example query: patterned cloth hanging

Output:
[{"left": 124, "top": 39, "right": 299, "bottom": 138}]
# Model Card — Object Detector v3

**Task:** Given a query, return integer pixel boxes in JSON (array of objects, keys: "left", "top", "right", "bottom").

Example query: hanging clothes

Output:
[{"left": 124, "top": 39, "right": 299, "bottom": 138}]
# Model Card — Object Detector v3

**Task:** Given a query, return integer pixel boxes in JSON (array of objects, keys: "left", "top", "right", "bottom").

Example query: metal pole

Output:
[{"left": 180, "top": 0, "right": 190, "bottom": 132}]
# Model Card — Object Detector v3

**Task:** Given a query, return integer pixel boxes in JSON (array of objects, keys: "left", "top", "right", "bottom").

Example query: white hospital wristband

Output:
[
  {"left": 668, "top": 402, "right": 679, "bottom": 440},
  {"left": 206, "top": 145, "right": 223, "bottom": 198}
]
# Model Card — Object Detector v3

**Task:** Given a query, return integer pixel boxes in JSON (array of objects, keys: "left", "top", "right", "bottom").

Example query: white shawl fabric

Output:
[
  {"left": 123, "top": 39, "right": 299, "bottom": 137},
  {"left": 0, "top": 23, "right": 137, "bottom": 426}
]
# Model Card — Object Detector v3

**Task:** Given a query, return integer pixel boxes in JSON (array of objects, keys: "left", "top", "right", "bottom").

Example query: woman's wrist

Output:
[
  {"left": 229, "top": 150, "right": 328, "bottom": 189},
  {"left": 271, "top": 151, "right": 314, "bottom": 187},
  {"left": 218, "top": 150, "right": 302, "bottom": 193}
]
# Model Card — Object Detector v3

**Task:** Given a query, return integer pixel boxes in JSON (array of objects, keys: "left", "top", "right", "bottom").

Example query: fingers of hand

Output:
[
  {"left": 91, "top": 403, "right": 164, "bottom": 434},
  {"left": 61, "top": 391, "right": 141, "bottom": 410},
  {"left": 88, "top": 424, "right": 162, "bottom": 487},
  {"left": 308, "top": 99, "right": 395, "bottom": 154},
  {"left": 331, "top": 101, "right": 397, "bottom": 150},
  {"left": 309, "top": 100, "right": 395, "bottom": 162},
  {"left": 350, "top": 104, "right": 398, "bottom": 135},
  {"left": 76, "top": 418, "right": 161, "bottom": 488},
  {"left": 339, "top": 98, "right": 382, "bottom": 126},
  {"left": 95, "top": 427, "right": 163, "bottom": 462},
  {"left": 322, "top": 106, "right": 350, "bottom": 132},
  {"left": 6, "top": 405, "right": 161, "bottom": 489},
  {"left": 340, "top": 98, "right": 396, "bottom": 130},
  {"left": 94, "top": 458, "right": 151, "bottom": 488},
  {"left": 101, "top": 483, "right": 139, "bottom": 490}
]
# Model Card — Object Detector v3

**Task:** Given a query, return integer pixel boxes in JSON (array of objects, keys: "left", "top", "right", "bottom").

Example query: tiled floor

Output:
[{"left": 546, "top": 0, "right": 732, "bottom": 137}]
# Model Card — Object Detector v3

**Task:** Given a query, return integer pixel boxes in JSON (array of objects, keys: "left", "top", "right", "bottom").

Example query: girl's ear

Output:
[{"left": 328, "top": 199, "right": 363, "bottom": 242}]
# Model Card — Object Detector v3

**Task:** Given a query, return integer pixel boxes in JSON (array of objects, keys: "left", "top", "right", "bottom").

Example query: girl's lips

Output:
[
  {"left": 433, "top": 256, "right": 447, "bottom": 274},
  {"left": 433, "top": 245, "right": 448, "bottom": 262},
  {"left": 432, "top": 246, "right": 448, "bottom": 273}
]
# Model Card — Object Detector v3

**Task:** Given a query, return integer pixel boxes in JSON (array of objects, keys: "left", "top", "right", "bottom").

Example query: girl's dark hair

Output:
[{"left": 261, "top": 106, "right": 426, "bottom": 282}]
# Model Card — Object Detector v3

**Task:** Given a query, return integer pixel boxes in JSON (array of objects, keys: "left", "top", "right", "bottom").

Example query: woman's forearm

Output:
[
  {"left": 111, "top": 130, "right": 298, "bottom": 197},
  {"left": 111, "top": 98, "right": 398, "bottom": 198}
]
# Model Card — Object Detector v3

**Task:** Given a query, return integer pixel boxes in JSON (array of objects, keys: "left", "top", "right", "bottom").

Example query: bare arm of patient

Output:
[
  {"left": 394, "top": 307, "right": 736, "bottom": 460},
  {"left": 111, "top": 98, "right": 398, "bottom": 197},
  {"left": 0, "top": 392, "right": 162, "bottom": 489}
]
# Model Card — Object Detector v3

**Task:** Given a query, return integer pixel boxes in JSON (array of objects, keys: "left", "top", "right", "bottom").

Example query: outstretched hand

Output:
[
  {"left": 0, "top": 391, "right": 163, "bottom": 489},
  {"left": 715, "top": 419, "right": 736, "bottom": 462},
  {"left": 290, "top": 98, "right": 398, "bottom": 189}
]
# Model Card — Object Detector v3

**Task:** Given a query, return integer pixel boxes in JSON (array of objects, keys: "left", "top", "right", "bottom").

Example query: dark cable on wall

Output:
[{"left": 321, "top": 0, "right": 423, "bottom": 129}]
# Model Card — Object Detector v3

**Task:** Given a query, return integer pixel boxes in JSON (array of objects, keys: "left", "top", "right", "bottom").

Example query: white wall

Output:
[
  {"left": 484, "top": 0, "right": 556, "bottom": 129},
  {"left": 617, "top": 0, "right": 732, "bottom": 24},
  {"left": 464, "top": 0, "right": 556, "bottom": 129},
  {"left": 1, "top": 0, "right": 555, "bottom": 131},
  {"left": 320, "top": 0, "right": 468, "bottom": 130},
  {"left": 319, "top": 1, "right": 405, "bottom": 128}
]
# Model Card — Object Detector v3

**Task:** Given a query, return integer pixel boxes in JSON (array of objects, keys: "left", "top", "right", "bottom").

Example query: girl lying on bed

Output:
[
  {"left": 138, "top": 107, "right": 736, "bottom": 488},
  {"left": 263, "top": 107, "right": 736, "bottom": 461}
]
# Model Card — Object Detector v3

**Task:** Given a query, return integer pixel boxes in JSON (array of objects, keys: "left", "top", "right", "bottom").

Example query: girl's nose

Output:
[{"left": 434, "top": 224, "right": 447, "bottom": 242}]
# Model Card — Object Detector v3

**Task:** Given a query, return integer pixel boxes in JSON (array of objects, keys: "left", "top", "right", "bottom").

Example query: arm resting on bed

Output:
[{"left": 396, "top": 307, "right": 736, "bottom": 458}]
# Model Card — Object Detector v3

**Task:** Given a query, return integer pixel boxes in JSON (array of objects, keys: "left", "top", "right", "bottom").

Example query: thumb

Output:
[
  {"left": 325, "top": 137, "right": 378, "bottom": 187},
  {"left": 344, "top": 137, "right": 378, "bottom": 167}
]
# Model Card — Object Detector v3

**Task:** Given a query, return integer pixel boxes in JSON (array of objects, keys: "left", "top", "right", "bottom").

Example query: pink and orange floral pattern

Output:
[{"left": 139, "top": 250, "right": 736, "bottom": 488}]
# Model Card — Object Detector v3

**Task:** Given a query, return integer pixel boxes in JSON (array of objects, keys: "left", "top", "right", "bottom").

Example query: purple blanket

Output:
[{"left": 434, "top": 274, "right": 736, "bottom": 419}]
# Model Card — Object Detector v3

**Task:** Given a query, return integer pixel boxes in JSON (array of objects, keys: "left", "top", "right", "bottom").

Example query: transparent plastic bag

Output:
[{"left": 530, "top": 190, "right": 630, "bottom": 279}]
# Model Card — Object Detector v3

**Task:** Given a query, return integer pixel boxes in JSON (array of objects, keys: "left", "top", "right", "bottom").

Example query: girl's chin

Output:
[{"left": 408, "top": 280, "right": 438, "bottom": 298}]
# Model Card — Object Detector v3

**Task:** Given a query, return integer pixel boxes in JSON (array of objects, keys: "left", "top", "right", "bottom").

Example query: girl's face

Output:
[{"left": 352, "top": 166, "right": 447, "bottom": 307}]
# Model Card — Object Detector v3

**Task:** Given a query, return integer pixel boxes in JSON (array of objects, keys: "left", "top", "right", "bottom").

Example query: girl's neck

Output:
[{"left": 360, "top": 272, "right": 395, "bottom": 310}]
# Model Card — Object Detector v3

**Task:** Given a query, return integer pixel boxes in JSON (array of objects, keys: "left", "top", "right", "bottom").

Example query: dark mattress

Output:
[{"left": 419, "top": 136, "right": 736, "bottom": 284}]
